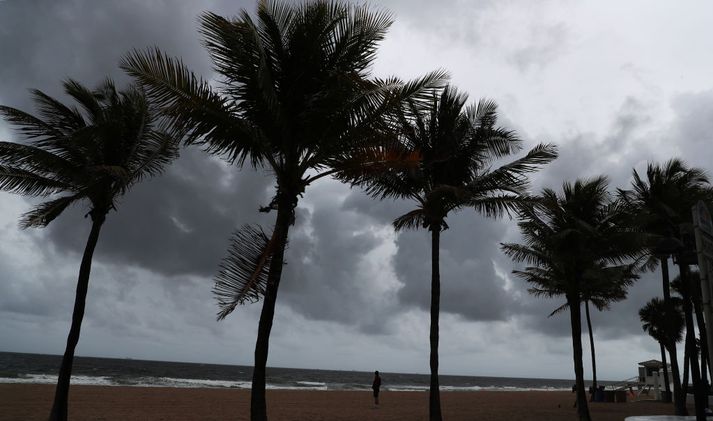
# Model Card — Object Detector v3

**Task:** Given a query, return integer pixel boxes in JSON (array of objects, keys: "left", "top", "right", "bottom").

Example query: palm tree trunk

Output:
[
  {"left": 660, "top": 342, "right": 672, "bottom": 402},
  {"left": 429, "top": 228, "right": 442, "bottom": 421},
  {"left": 49, "top": 215, "right": 105, "bottom": 421},
  {"left": 251, "top": 197, "right": 293, "bottom": 421},
  {"left": 584, "top": 300, "right": 597, "bottom": 399},
  {"left": 681, "top": 265, "right": 707, "bottom": 420},
  {"left": 569, "top": 297, "right": 591, "bottom": 421},
  {"left": 683, "top": 345, "right": 690, "bottom": 398},
  {"left": 662, "top": 256, "right": 685, "bottom": 411},
  {"left": 662, "top": 257, "right": 672, "bottom": 300},
  {"left": 693, "top": 298, "right": 710, "bottom": 393},
  {"left": 668, "top": 341, "right": 686, "bottom": 415}
]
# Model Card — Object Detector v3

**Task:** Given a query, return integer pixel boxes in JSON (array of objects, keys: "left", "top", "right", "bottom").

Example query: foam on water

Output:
[
  {"left": 0, "top": 352, "right": 584, "bottom": 392},
  {"left": 0, "top": 374, "right": 113, "bottom": 386}
]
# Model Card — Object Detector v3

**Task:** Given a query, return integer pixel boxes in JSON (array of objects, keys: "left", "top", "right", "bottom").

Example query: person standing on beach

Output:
[{"left": 372, "top": 371, "right": 382, "bottom": 407}]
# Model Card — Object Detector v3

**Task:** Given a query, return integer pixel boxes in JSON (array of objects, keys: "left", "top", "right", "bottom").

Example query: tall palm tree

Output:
[
  {"left": 640, "top": 297, "right": 685, "bottom": 403},
  {"left": 121, "top": 2, "right": 445, "bottom": 420},
  {"left": 0, "top": 79, "right": 179, "bottom": 421},
  {"left": 620, "top": 159, "right": 713, "bottom": 415},
  {"left": 352, "top": 85, "right": 556, "bottom": 421},
  {"left": 502, "top": 177, "right": 644, "bottom": 421}
]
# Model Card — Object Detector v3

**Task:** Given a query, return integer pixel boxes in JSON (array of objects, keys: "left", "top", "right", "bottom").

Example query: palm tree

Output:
[
  {"left": 0, "top": 79, "right": 179, "bottom": 421},
  {"left": 640, "top": 297, "right": 685, "bottom": 403},
  {"left": 571, "top": 264, "right": 637, "bottom": 397},
  {"left": 351, "top": 85, "right": 556, "bottom": 421},
  {"left": 502, "top": 177, "right": 644, "bottom": 421},
  {"left": 121, "top": 2, "right": 445, "bottom": 420},
  {"left": 620, "top": 159, "right": 713, "bottom": 415}
]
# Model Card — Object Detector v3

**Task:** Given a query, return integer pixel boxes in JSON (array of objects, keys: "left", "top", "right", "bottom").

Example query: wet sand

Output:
[{"left": 0, "top": 384, "right": 676, "bottom": 420}]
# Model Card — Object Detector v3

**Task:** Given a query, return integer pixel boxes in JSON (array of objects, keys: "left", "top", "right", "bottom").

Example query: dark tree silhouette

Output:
[
  {"left": 672, "top": 272, "right": 711, "bottom": 394},
  {"left": 352, "top": 85, "right": 556, "bottom": 421},
  {"left": 121, "top": 2, "right": 445, "bottom": 420},
  {"left": 550, "top": 264, "right": 637, "bottom": 397},
  {"left": 640, "top": 297, "right": 685, "bottom": 403},
  {"left": 502, "top": 177, "right": 645, "bottom": 421},
  {"left": 620, "top": 159, "right": 713, "bottom": 415},
  {"left": 0, "top": 79, "right": 179, "bottom": 421}
]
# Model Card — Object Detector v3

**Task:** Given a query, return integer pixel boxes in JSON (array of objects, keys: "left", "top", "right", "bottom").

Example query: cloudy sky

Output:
[{"left": 2, "top": 0, "right": 713, "bottom": 381}]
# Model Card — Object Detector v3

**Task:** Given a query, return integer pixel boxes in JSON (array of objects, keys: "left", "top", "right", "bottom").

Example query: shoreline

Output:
[{"left": 0, "top": 384, "right": 676, "bottom": 420}]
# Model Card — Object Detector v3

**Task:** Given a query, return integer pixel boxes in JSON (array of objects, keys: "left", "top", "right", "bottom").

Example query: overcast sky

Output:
[{"left": 2, "top": 0, "right": 713, "bottom": 381}]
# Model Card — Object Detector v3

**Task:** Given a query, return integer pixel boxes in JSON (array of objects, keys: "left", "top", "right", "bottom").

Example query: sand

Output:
[{"left": 0, "top": 384, "right": 677, "bottom": 420}]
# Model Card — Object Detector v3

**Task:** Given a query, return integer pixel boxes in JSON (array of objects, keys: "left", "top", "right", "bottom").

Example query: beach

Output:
[{"left": 0, "top": 384, "right": 677, "bottom": 420}]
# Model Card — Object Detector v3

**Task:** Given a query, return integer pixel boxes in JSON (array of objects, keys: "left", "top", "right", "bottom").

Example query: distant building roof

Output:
[{"left": 638, "top": 360, "right": 667, "bottom": 368}]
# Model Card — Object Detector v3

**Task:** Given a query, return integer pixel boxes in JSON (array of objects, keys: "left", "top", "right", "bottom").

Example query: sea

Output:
[{"left": 0, "top": 352, "right": 578, "bottom": 392}]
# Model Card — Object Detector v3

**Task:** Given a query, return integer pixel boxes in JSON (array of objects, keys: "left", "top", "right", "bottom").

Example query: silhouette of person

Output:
[{"left": 372, "top": 370, "right": 382, "bottom": 407}]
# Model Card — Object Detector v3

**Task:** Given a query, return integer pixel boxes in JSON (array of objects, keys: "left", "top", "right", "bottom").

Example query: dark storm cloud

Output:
[
  {"left": 279, "top": 200, "right": 389, "bottom": 329},
  {"left": 0, "top": 0, "right": 232, "bottom": 109},
  {"left": 3, "top": 0, "right": 713, "bottom": 372},
  {"left": 533, "top": 96, "right": 654, "bottom": 193},
  {"left": 45, "top": 149, "right": 274, "bottom": 277},
  {"left": 0, "top": 0, "right": 270, "bottom": 278},
  {"left": 340, "top": 186, "right": 519, "bottom": 323},
  {"left": 393, "top": 213, "right": 514, "bottom": 321}
]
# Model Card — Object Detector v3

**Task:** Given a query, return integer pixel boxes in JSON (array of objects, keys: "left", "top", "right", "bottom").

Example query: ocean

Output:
[{"left": 0, "top": 352, "right": 578, "bottom": 392}]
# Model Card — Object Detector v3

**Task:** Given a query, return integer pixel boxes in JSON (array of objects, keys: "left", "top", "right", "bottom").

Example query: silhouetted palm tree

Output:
[
  {"left": 0, "top": 79, "right": 179, "bottom": 421},
  {"left": 620, "top": 159, "right": 713, "bottom": 415},
  {"left": 121, "top": 2, "right": 445, "bottom": 420},
  {"left": 502, "top": 177, "right": 644, "bottom": 421},
  {"left": 640, "top": 296, "right": 685, "bottom": 402},
  {"left": 353, "top": 85, "right": 556, "bottom": 421},
  {"left": 672, "top": 272, "right": 710, "bottom": 393},
  {"left": 550, "top": 263, "right": 637, "bottom": 397}
]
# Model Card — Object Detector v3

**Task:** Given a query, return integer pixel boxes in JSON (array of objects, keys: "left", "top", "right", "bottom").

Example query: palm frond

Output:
[
  {"left": 0, "top": 165, "right": 72, "bottom": 196},
  {"left": 20, "top": 194, "right": 81, "bottom": 228},
  {"left": 121, "top": 47, "right": 264, "bottom": 166},
  {"left": 393, "top": 208, "right": 426, "bottom": 231},
  {"left": 548, "top": 302, "right": 569, "bottom": 317},
  {"left": 213, "top": 224, "right": 277, "bottom": 320}
]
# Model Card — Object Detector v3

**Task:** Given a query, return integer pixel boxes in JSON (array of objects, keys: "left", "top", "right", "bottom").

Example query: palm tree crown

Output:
[
  {"left": 0, "top": 78, "right": 178, "bottom": 226},
  {"left": 620, "top": 158, "right": 713, "bottom": 252},
  {"left": 640, "top": 297, "right": 685, "bottom": 346},
  {"left": 355, "top": 85, "right": 557, "bottom": 232},
  {"left": 503, "top": 177, "right": 643, "bottom": 301}
]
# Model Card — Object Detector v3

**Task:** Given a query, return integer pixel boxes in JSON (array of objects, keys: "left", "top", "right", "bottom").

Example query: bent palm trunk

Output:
[
  {"left": 585, "top": 300, "right": 597, "bottom": 398},
  {"left": 569, "top": 297, "right": 591, "bottom": 421},
  {"left": 251, "top": 197, "right": 293, "bottom": 421},
  {"left": 667, "top": 341, "right": 686, "bottom": 415},
  {"left": 678, "top": 264, "right": 705, "bottom": 419},
  {"left": 693, "top": 298, "right": 710, "bottom": 391},
  {"left": 660, "top": 342, "right": 671, "bottom": 402},
  {"left": 49, "top": 215, "right": 105, "bottom": 421},
  {"left": 429, "top": 228, "right": 442, "bottom": 421}
]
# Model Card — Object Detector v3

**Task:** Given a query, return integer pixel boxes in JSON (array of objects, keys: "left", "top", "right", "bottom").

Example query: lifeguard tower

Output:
[{"left": 638, "top": 360, "right": 671, "bottom": 386}]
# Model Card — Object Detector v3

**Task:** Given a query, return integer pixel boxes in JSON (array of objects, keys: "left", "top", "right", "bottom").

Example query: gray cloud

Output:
[
  {"left": 2, "top": 0, "right": 713, "bottom": 379},
  {"left": 509, "top": 23, "right": 570, "bottom": 72},
  {"left": 393, "top": 213, "right": 514, "bottom": 322},
  {"left": 45, "top": 149, "right": 274, "bottom": 277}
]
